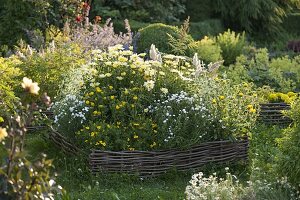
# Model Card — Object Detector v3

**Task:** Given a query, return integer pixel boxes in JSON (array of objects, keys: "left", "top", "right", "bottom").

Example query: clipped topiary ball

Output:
[
  {"left": 187, "top": 36, "right": 223, "bottom": 64},
  {"left": 137, "top": 23, "right": 192, "bottom": 54}
]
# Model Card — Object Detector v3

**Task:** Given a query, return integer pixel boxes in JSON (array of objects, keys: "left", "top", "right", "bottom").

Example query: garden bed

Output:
[{"left": 89, "top": 138, "right": 248, "bottom": 177}]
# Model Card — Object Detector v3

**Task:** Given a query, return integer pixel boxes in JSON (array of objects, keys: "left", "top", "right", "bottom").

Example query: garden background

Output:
[{"left": 0, "top": 0, "right": 300, "bottom": 199}]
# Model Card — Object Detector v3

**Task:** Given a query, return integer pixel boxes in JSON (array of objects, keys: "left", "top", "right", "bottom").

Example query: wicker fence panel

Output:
[
  {"left": 89, "top": 139, "right": 248, "bottom": 177},
  {"left": 259, "top": 103, "right": 292, "bottom": 125}
]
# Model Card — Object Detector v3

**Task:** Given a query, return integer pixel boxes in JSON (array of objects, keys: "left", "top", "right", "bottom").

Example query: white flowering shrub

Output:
[
  {"left": 185, "top": 169, "right": 245, "bottom": 200},
  {"left": 185, "top": 169, "right": 300, "bottom": 200},
  {"left": 149, "top": 91, "right": 217, "bottom": 148}
]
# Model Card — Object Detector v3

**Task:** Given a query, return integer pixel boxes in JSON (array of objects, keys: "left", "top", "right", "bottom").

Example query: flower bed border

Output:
[
  {"left": 89, "top": 138, "right": 248, "bottom": 177},
  {"left": 259, "top": 103, "right": 292, "bottom": 125}
]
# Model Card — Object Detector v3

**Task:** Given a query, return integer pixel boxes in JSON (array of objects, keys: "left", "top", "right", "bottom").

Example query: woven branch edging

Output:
[
  {"left": 259, "top": 103, "right": 292, "bottom": 125},
  {"left": 89, "top": 138, "right": 248, "bottom": 177}
]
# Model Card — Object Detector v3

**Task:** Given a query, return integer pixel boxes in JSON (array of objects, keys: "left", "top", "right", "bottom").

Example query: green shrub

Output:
[
  {"left": 216, "top": 29, "right": 246, "bottom": 66},
  {"left": 283, "top": 12, "right": 300, "bottom": 35},
  {"left": 137, "top": 23, "right": 192, "bottom": 54},
  {"left": 17, "top": 42, "right": 87, "bottom": 98},
  {"left": 224, "top": 48, "right": 300, "bottom": 92},
  {"left": 277, "top": 99, "right": 300, "bottom": 188},
  {"left": 193, "top": 76, "right": 259, "bottom": 138},
  {"left": 187, "top": 36, "right": 223, "bottom": 64}
]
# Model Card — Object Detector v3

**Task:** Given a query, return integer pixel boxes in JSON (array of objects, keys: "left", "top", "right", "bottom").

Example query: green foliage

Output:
[
  {"left": 0, "top": 56, "right": 22, "bottom": 121},
  {"left": 185, "top": 0, "right": 215, "bottom": 21},
  {"left": 283, "top": 12, "right": 300, "bottom": 35},
  {"left": 113, "top": 20, "right": 150, "bottom": 33},
  {"left": 168, "top": 17, "right": 195, "bottom": 55},
  {"left": 276, "top": 99, "right": 300, "bottom": 188},
  {"left": 212, "top": 0, "right": 297, "bottom": 36},
  {"left": 0, "top": 80, "right": 64, "bottom": 199},
  {"left": 137, "top": 23, "right": 184, "bottom": 54},
  {"left": 90, "top": 0, "right": 186, "bottom": 23},
  {"left": 225, "top": 48, "right": 300, "bottom": 92},
  {"left": 189, "top": 19, "right": 225, "bottom": 40},
  {"left": 0, "top": 0, "right": 80, "bottom": 48},
  {"left": 216, "top": 29, "right": 246, "bottom": 66},
  {"left": 17, "top": 42, "right": 87, "bottom": 98},
  {"left": 187, "top": 36, "right": 223, "bottom": 64}
]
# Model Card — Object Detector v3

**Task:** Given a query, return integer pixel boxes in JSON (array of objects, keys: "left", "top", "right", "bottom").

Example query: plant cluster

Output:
[
  {"left": 185, "top": 169, "right": 300, "bottom": 200},
  {"left": 0, "top": 77, "right": 65, "bottom": 199},
  {"left": 225, "top": 48, "right": 300, "bottom": 92}
]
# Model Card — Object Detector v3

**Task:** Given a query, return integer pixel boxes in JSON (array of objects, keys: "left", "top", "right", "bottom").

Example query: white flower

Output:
[
  {"left": 149, "top": 44, "right": 162, "bottom": 62},
  {"left": 49, "top": 179, "right": 55, "bottom": 187},
  {"left": 143, "top": 80, "right": 155, "bottom": 91},
  {"left": 160, "top": 88, "right": 168, "bottom": 94},
  {"left": 21, "top": 77, "right": 40, "bottom": 95}
]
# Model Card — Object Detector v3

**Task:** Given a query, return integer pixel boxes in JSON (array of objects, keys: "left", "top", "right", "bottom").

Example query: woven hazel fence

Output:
[
  {"left": 48, "top": 128, "right": 82, "bottom": 155},
  {"left": 89, "top": 138, "right": 248, "bottom": 177},
  {"left": 259, "top": 103, "right": 292, "bottom": 125}
]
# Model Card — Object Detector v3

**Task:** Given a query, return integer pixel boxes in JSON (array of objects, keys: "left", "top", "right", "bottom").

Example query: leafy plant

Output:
[
  {"left": 216, "top": 29, "right": 246, "bottom": 66},
  {"left": 0, "top": 77, "right": 65, "bottom": 199},
  {"left": 187, "top": 36, "right": 223, "bottom": 64},
  {"left": 137, "top": 23, "right": 192, "bottom": 54}
]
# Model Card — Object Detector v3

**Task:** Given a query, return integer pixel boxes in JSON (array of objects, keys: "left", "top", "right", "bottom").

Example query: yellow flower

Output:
[
  {"left": 116, "top": 76, "right": 123, "bottom": 80},
  {"left": 238, "top": 93, "right": 244, "bottom": 97},
  {"left": 110, "top": 95, "right": 115, "bottom": 100},
  {"left": 133, "top": 96, "right": 138, "bottom": 100},
  {"left": 89, "top": 92, "right": 94, "bottom": 96},
  {"left": 85, "top": 100, "right": 90, "bottom": 105},
  {"left": 96, "top": 126, "right": 101, "bottom": 130},
  {"left": 90, "top": 102, "right": 95, "bottom": 107},
  {"left": 117, "top": 122, "right": 121, "bottom": 126},
  {"left": 212, "top": 99, "right": 217, "bottom": 104},
  {"left": 133, "top": 135, "right": 139, "bottom": 139},
  {"left": 131, "top": 104, "right": 135, "bottom": 108},
  {"left": 0, "top": 127, "right": 8, "bottom": 142},
  {"left": 133, "top": 123, "right": 139, "bottom": 126},
  {"left": 116, "top": 105, "right": 120, "bottom": 110},
  {"left": 144, "top": 108, "right": 149, "bottom": 113},
  {"left": 247, "top": 104, "right": 253, "bottom": 110},
  {"left": 99, "top": 140, "right": 106, "bottom": 146},
  {"left": 96, "top": 87, "right": 102, "bottom": 93},
  {"left": 129, "top": 147, "right": 135, "bottom": 151},
  {"left": 121, "top": 72, "right": 126, "bottom": 76},
  {"left": 243, "top": 82, "right": 248, "bottom": 87},
  {"left": 219, "top": 96, "right": 225, "bottom": 100},
  {"left": 85, "top": 126, "right": 90, "bottom": 130},
  {"left": 118, "top": 56, "right": 128, "bottom": 62},
  {"left": 107, "top": 124, "right": 111, "bottom": 128},
  {"left": 21, "top": 77, "right": 40, "bottom": 95},
  {"left": 91, "top": 132, "right": 96, "bottom": 137},
  {"left": 93, "top": 111, "right": 98, "bottom": 115},
  {"left": 121, "top": 101, "right": 126, "bottom": 106},
  {"left": 150, "top": 142, "right": 157, "bottom": 148},
  {"left": 109, "top": 85, "right": 113, "bottom": 90},
  {"left": 287, "top": 92, "right": 296, "bottom": 97},
  {"left": 249, "top": 108, "right": 256, "bottom": 113},
  {"left": 152, "top": 123, "right": 157, "bottom": 129},
  {"left": 124, "top": 89, "right": 129, "bottom": 95}
]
